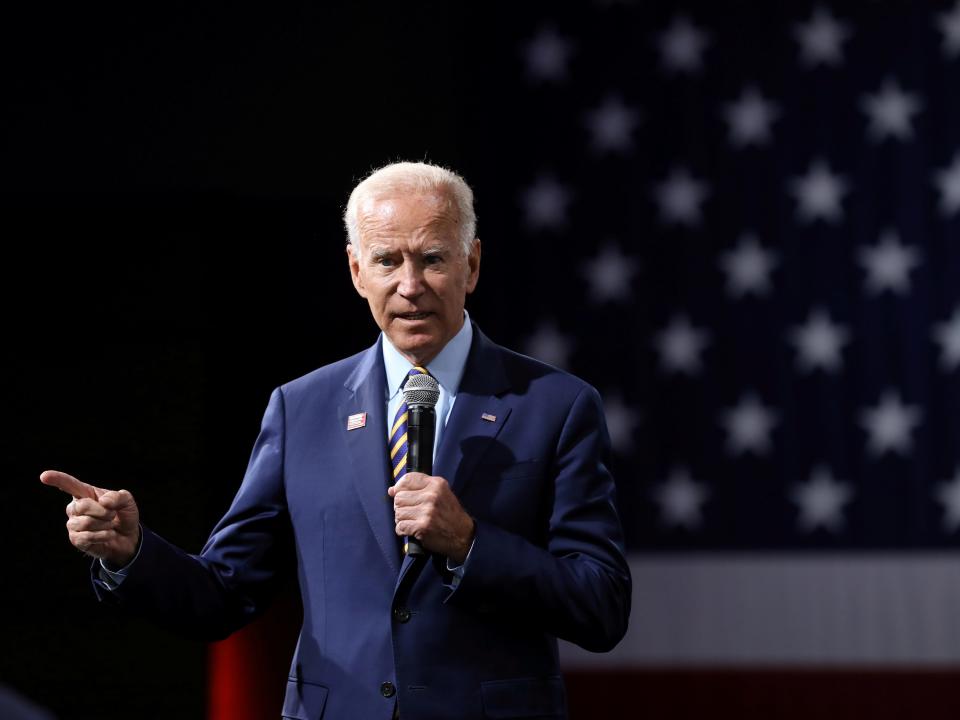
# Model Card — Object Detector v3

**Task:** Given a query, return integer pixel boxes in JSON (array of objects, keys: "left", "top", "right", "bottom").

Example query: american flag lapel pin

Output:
[
  {"left": 347, "top": 412, "right": 367, "bottom": 431},
  {"left": 481, "top": 413, "right": 497, "bottom": 423}
]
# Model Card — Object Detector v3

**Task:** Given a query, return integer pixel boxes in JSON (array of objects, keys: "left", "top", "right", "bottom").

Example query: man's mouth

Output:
[{"left": 396, "top": 312, "right": 432, "bottom": 321}]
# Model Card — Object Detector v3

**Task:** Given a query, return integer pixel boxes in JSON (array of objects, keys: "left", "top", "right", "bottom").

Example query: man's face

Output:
[{"left": 348, "top": 190, "right": 480, "bottom": 366}]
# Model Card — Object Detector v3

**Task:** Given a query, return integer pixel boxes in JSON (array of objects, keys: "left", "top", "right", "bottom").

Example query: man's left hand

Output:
[{"left": 389, "top": 473, "right": 475, "bottom": 563}]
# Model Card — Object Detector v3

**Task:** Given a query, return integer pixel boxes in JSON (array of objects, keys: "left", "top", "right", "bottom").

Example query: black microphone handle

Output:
[{"left": 404, "top": 404, "right": 436, "bottom": 556}]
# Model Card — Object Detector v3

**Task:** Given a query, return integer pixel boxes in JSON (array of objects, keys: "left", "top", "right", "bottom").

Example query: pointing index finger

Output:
[{"left": 40, "top": 470, "right": 98, "bottom": 500}]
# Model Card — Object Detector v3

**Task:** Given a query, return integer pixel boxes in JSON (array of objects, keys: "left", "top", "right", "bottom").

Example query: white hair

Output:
[{"left": 343, "top": 161, "right": 477, "bottom": 259}]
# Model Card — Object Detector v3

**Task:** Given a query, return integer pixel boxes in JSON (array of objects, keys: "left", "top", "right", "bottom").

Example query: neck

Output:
[{"left": 400, "top": 350, "right": 438, "bottom": 367}]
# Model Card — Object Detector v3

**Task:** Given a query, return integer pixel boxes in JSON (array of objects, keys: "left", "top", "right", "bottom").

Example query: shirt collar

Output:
[{"left": 382, "top": 310, "right": 473, "bottom": 400}]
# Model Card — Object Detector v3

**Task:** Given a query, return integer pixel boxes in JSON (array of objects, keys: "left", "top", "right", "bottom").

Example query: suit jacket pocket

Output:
[
  {"left": 481, "top": 675, "right": 566, "bottom": 719},
  {"left": 282, "top": 678, "right": 329, "bottom": 720}
]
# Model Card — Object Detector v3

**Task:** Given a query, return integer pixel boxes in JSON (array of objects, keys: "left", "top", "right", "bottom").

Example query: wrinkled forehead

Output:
[
  {"left": 357, "top": 190, "right": 455, "bottom": 220},
  {"left": 357, "top": 190, "right": 459, "bottom": 238}
]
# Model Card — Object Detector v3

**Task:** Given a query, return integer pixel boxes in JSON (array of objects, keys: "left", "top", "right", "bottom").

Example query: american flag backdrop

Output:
[{"left": 449, "top": 1, "right": 960, "bottom": 713}]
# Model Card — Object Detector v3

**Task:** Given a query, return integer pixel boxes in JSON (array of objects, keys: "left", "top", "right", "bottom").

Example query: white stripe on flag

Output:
[{"left": 560, "top": 553, "right": 960, "bottom": 668}]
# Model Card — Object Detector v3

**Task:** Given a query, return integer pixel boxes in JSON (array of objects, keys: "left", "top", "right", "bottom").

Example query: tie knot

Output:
[{"left": 401, "top": 366, "right": 430, "bottom": 389}]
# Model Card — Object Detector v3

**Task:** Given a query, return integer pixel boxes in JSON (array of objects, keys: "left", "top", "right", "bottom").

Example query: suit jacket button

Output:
[
  {"left": 393, "top": 606, "right": 411, "bottom": 623},
  {"left": 380, "top": 681, "right": 396, "bottom": 698}
]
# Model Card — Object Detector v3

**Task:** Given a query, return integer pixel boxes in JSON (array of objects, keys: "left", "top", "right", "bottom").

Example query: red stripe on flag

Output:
[{"left": 565, "top": 669, "right": 960, "bottom": 720}]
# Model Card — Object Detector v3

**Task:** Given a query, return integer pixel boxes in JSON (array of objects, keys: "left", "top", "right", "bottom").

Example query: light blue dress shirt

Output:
[{"left": 381, "top": 310, "right": 473, "bottom": 457}]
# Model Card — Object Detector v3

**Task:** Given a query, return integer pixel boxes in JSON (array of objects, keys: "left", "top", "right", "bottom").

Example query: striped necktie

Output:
[{"left": 390, "top": 365, "right": 430, "bottom": 482}]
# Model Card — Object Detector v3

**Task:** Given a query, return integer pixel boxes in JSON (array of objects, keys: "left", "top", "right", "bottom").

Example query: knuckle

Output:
[{"left": 76, "top": 516, "right": 102, "bottom": 532}]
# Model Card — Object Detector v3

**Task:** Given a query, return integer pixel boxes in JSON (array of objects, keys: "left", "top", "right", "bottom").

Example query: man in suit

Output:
[{"left": 42, "top": 162, "right": 631, "bottom": 719}]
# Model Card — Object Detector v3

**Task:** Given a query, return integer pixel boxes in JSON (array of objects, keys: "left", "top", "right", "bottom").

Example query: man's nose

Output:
[{"left": 396, "top": 262, "right": 425, "bottom": 297}]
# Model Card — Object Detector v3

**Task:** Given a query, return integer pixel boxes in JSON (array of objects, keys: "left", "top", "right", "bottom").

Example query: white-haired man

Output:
[{"left": 42, "top": 161, "right": 631, "bottom": 720}]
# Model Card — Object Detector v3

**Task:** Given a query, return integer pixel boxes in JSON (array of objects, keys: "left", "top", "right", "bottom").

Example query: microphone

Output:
[{"left": 401, "top": 372, "right": 440, "bottom": 556}]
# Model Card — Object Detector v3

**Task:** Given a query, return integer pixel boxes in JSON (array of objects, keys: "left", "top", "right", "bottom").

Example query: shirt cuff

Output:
[
  {"left": 97, "top": 526, "right": 143, "bottom": 590},
  {"left": 444, "top": 537, "right": 475, "bottom": 588}
]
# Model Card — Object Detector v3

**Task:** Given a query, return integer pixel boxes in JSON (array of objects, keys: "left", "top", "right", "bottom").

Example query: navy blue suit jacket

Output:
[{"left": 98, "top": 324, "right": 631, "bottom": 719}]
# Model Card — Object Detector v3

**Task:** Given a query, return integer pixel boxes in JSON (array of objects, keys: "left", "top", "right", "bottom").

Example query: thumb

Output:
[{"left": 100, "top": 489, "right": 136, "bottom": 512}]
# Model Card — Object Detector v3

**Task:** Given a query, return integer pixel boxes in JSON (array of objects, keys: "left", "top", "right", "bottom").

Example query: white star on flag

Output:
[
  {"left": 653, "top": 167, "right": 710, "bottom": 227},
  {"left": 524, "top": 322, "right": 573, "bottom": 369},
  {"left": 788, "top": 308, "right": 850, "bottom": 374},
  {"left": 857, "top": 230, "right": 922, "bottom": 295},
  {"left": 932, "top": 306, "right": 960, "bottom": 372},
  {"left": 522, "top": 175, "right": 571, "bottom": 230},
  {"left": 602, "top": 393, "right": 641, "bottom": 455},
  {"left": 653, "top": 467, "right": 709, "bottom": 529},
  {"left": 860, "top": 390, "right": 923, "bottom": 457},
  {"left": 937, "top": 1, "right": 960, "bottom": 58},
  {"left": 657, "top": 15, "right": 710, "bottom": 73},
  {"left": 583, "top": 243, "right": 639, "bottom": 303},
  {"left": 584, "top": 95, "right": 640, "bottom": 153},
  {"left": 793, "top": 6, "right": 851, "bottom": 67},
  {"left": 789, "top": 159, "right": 848, "bottom": 224},
  {"left": 719, "top": 234, "right": 779, "bottom": 298},
  {"left": 720, "top": 393, "right": 779, "bottom": 456},
  {"left": 791, "top": 466, "right": 853, "bottom": 533},
  {"left": 935, "top": 466, "right": 960, "bottom": 532},
  {"left": 524, "top": 27, "right": 573, "bottom": 82},
  {"left": 933, "top": 153, "right": 960, "bottom": 216},
  {"left": 653, "top": 314, "right": 711, "bottom": 375},
  {"left": 860, "top": 78, "right": 922, "bottom": 142},
  {"left": 723, "top": 86, "right": 780, "bottom": 147}
]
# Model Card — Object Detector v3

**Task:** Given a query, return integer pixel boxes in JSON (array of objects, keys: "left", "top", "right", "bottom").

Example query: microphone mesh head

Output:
[{"left": 403, "top": 373, "right": 440, "bottom": 407}]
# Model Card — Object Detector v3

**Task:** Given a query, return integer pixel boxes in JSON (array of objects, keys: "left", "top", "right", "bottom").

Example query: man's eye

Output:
[
  {"left": 376, "top": 257, "right": 395, "bottom": 267},
  {"left": 424, "top": 254, "right": 443, "bottom": 265}
]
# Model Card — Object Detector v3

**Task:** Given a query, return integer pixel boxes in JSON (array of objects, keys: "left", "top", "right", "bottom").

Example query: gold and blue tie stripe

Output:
[{"left": 390, "top": 366, "right": 429, "bottom": 482}]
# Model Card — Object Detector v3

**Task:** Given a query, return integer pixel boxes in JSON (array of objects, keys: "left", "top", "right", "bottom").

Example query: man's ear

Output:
[
  {"left": 347, "top": 245, "right": 366, "bottom": 298},
  {"left": 465, "top": 238, "right": 481, "bottom": 294}
]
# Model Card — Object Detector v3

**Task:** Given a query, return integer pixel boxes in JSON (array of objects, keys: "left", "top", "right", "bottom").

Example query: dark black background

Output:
[{"left": 2, "top": 3, "right": 532, "bottom": 717}]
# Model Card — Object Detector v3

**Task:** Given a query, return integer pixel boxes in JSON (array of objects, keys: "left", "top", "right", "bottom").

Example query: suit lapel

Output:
[
  {"left": 339, "top": 339, "right": 401, "bottom": 576},
  {"left": 435, "top": 394, "right": 511, "bottom": 497},
  {"left": 434, "top": 325, "right": 512, "bottom": 498}
]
